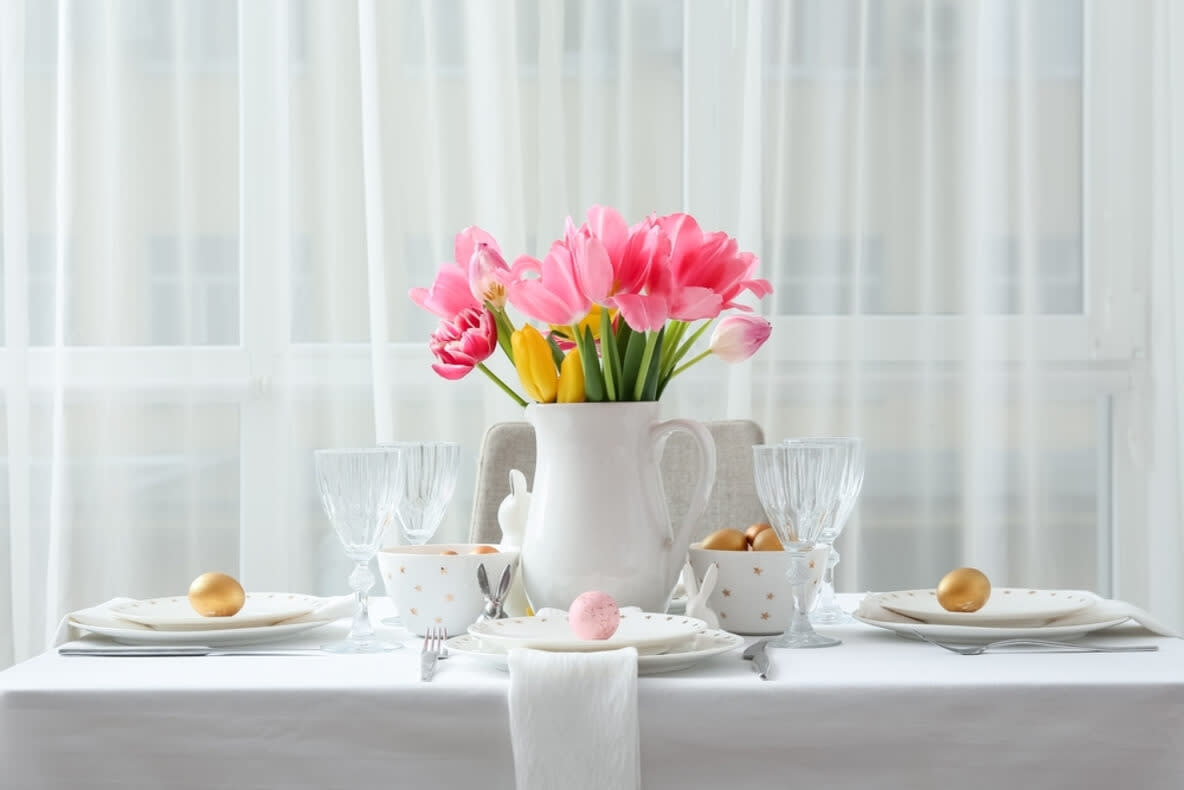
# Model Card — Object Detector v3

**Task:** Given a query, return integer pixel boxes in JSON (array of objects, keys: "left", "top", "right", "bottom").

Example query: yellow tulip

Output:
[
  {"left": 550, "top": 304, "right": 615, "bottom": 344},
  {"left": 558, "top": 348, "right": 587, "bottom": 403},
  {"left": 511, "top": 325, "right": 558, "bottom": 403}
]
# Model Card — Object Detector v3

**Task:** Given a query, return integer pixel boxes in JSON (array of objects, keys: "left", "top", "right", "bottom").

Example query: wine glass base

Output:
[
  {"left": 769, "top": 631, "right": 842, "bottom": 649},
  {"left": 320, "top": 638, "right": 402, "bottom": 654},
  {"left": 809, "top": 608, "right": 853, "bottom": 625}
]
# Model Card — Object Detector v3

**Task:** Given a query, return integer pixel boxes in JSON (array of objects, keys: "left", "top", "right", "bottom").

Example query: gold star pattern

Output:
[
  {"left": 720, "top": 612, "right": 727, "bottom": 619},
  {"left": 809, "top": 560, "right": 816, "bottom": 569},
  {"left": 760, "top": 612, "right": 770, "bottom": 620},
  {"left": 722, "top": 588, "right": 732, "bottom": 597},
  {"left": 409, "top": 608, "right": 418, "bottom": 616},
  {"left": 439, "top": 566, "right": 448, "bottom": 575},
  {"left": 445, "top": 593, "right": 454, "bottom": 602},
  {"left": 434, "top": 616, "right": 443, "bottom": 624},
  {"left": 753, "top": 567, "right": 763, "bottom": 576},
  {"left": 399, "top": 566, "right": 406, "bottom": 574},
  {"left": 413, "top": 585, "right": 422, "bottom": 592},
  {"left": 766, "top": 592, "right": 775, "bottom": 600}
]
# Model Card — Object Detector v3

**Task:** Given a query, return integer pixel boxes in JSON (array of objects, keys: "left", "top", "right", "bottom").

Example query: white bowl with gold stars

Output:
[
  {"left": 687, "top": 543, "right": 828, "bottom": 635},
  {"left": 377, "top": 544, "right": 520, "bottom": 637}
]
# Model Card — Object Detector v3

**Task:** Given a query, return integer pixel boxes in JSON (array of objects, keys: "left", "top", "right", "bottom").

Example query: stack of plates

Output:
[
  {"left": 449, "top": 610, "right": 743, "bottom": 674},
  {"left": 855, "top": 588, "right": 1129, "bottom": 643},
  {"left": 70, "top": 593, "right": 336, "bottom": 647}
]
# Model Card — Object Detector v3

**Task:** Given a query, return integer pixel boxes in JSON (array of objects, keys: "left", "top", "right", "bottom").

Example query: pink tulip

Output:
[
  {"left": 656, "top": 214, "right": 772, "bottom": 321},
  {"left": 709, "top": 314, "right": 772, "bottom": 363},
  {"left": 409, "top": 262, "right": 478, "bottom": 321},
  {"left": 410, "top": 226, "right": 504, "bottom": 320},
  {"left": 504, "top": 242, "right": 592, "bottom": 326},
  {"left": 428, "top": 306, "right": 498, "bottom": 380},
  {"left": 468, "top": 242, "right": 510, "bottom": 309}
]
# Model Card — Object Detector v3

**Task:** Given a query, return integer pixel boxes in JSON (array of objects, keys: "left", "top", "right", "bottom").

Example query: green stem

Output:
[
  {"left": 477, "top": 362, "right": 529, "bottom": 407},
  {"left": 632, "top": 331, "right": 661, "bottom": 401},
  {"left": 667, "top": 348, "right": 712, "bottom": 381}
]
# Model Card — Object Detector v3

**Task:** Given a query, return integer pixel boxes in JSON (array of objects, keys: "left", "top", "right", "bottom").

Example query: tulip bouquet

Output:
[{"left": 409, "top": 206, "right": 773, "bottom": 406}]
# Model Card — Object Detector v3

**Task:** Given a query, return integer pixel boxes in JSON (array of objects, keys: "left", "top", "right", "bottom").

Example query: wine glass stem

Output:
[
  {"left": 818, "top": 549, "right": 840, "bottom": 611},
  {"left": 347, "top": 561, "right": 377, "bottom": 643},
  {"left": 785, "top": 553, "right": 815, "bottom": 636}
]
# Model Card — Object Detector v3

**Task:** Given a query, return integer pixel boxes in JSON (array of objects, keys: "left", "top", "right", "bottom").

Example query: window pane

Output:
[{"left": 761, "top": 0, "right": 1083, "bottom": 316}]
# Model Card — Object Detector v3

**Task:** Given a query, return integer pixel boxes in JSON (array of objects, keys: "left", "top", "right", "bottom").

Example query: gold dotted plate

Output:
[
  {"left": 109, "top": 593, "right": 321, "bottom": 631},
  {"left": 468, "top": 611, "right": 707, "bottom": 653},
  {"left": 876, "top": 588, "right": 1094, "bottom": 627}
]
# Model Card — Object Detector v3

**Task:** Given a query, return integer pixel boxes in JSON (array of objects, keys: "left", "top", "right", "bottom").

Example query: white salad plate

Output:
[
  {"left": 468, "top": 611, "right": 707, "bottom": 653},
  {"left": 447, "top": 629, "right": 744, "bottom": 675},
  {"left": 68, "top": 617, "right": 336, "bottom": 647},
  {"left": 854, "top": 611, "right": 1130, "bottom": 644},
  {"left": 109, "top": 593, "right": 322, "bottom": 631},
  {"left": 875, "top": 588, "right": 1094, "bottom": 627}
]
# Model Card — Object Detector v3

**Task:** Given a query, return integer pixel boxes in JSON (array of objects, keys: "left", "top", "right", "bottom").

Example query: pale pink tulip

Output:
[
  {"left": 504, "top": 242, "right": 592, "bottom": 326},
  {"left": 428, "top": 306, "right": 498, "bottom": 380},
  {"left": 657, "top": 214, "right": 771, "bottom": 320},
  {"left": 709, "top": 315, "right": 772, "bottom": 363},
  {"left": 468, "top": 242, "right": 511, "bottom": 309},
  {"left": 410, "top": 226, "right": 504, "bottom": 320},
  {"left": 409, "top": 262, "right": 478, "bottom": 320}
]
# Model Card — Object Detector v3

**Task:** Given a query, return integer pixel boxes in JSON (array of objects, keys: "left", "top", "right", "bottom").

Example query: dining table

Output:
[{"left": 1, "top": 593, "right": 1182, "bottom": 789}]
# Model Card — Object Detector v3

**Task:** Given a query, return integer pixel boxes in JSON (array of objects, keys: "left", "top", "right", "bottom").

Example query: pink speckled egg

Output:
[{"left": 568, "top": 591, "right": 621, "bottom": 640}]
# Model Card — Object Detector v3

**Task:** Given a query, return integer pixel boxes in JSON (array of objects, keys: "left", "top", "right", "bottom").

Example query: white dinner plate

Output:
[
  {"left": 875, "top": 588, "right": 1094, "bottom": 627},
  {"left": 109, "top": 593, "right": 321, "bottom": 631},
  {"left": 447, "top": 629, "right": 744, "bottom": 675},
  {"left": 69, "top": 617, "right": 336, "bottom": 647},
  {"left": 469, "top": 611, "right": 706, "bottom": 653},
  {"left": 854, "top": 611, "right": 1130, "bottom": 644}
]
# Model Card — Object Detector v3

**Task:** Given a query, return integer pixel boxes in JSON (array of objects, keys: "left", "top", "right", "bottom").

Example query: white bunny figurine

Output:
[
  {"left": 682, "top": 560, "right": 720, "bottom": 628},
  {"left": 497, "top": 469, "right": 532, "bottom": 616}
]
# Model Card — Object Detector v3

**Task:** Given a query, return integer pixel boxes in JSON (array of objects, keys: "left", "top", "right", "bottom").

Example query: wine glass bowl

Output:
[
  {"left": 752, "top": 443, "right": 846, "bottom": 649},
  {"left": 384, "top": 441, "right": 460, "bottom": 546},
  {"left": 315, "top": 447, "right": 404, "bottom": 653}
]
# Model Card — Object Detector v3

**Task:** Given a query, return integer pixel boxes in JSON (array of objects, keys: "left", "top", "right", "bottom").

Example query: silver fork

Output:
[
  {"left": 911, "top": 629, "right": 1158, "bottom": 655},
  {"left": 421, "top": 626, "right": 448, "bottom": 681}
]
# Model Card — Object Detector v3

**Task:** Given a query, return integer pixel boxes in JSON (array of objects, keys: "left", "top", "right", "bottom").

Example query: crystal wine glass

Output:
[
  {"left": 379, "top": 441, "right": 460, "bottom": 626},
  {"left": 783, "top": 438, "right": 866, "bottom": 624},
  {"left": 314, "top": 447, "right": 404, "bottom": 653},
  {"left": 752, "top": 443, "right": 846, "bottom": 648}
]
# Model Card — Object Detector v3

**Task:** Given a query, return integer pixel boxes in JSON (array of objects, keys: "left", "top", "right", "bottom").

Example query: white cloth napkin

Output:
[
  {"left": 507, "top": 646, "right": 641, "bottom": 790},
  {"left": 855, "top": 592, "right": 1182, "bottom": 638},
  {"left": 53, "top": 595, "right": 356, "bottom": 646}
]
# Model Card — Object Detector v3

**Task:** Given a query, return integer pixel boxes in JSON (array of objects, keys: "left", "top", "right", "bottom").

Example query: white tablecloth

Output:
[{"left": 2, "top": 594, "right": 1182, "bottom": 789}]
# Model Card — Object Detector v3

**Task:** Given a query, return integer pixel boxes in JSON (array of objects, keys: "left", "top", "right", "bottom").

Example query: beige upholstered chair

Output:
[{"left": 468, "top": 419, "right": 767, "bottom": 544}]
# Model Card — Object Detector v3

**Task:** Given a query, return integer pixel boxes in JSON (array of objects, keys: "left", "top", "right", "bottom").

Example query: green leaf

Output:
[
  {"left": 489, "top": 305, "right": 517, "bottom": 363},
  {"left": 545, "top": 333, "right": 566, "bottom": 370},
  {"left": 641, "top": 327, "right": 664, "bottom": 401},
  {"left": 620, "top": 329, "right": 647, "bottom": 402},
  {"left": 616, "top": 319, "right": 632, "bottom": 362},
  {"left": 600, "top": 308, "right": 620, "bottom": 401},
  {"left": 579, "top": 325, "right": 606, "bottom": 402}
]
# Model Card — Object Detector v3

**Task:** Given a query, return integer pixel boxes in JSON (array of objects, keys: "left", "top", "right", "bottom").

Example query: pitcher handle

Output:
[{"left": 649, "top": 418, "right": 717, "bottom": 546}]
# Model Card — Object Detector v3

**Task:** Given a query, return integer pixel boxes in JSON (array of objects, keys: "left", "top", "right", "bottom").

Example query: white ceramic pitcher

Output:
[{"left": 519, "top": 402, "right": 716, "bottom": 612}]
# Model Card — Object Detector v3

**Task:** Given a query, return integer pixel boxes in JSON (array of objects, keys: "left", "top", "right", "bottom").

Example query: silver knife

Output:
[
  {"left": 59, "top": 645, "right": 328, "bottom": 657},
  {"left": 741, "top": 638, "right": 772, "bottom": 680},
  {"left": 420, "top": 650, "right": 439, "bottom": 681}
]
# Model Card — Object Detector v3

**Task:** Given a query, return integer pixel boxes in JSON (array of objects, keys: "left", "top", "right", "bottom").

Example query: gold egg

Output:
[
  {"left": 700, "top": 528, "right": 749, "bottom": 552},
  {"left": 187, "top": 572, "right": 246, "bottom": 617},
  {"left": 470, "top": 545, "right": 499, "bottom": 554},
  {"left": 745, "top": 523, "right": 772, "bottom": 545},
  {"left": 936, "top": 567, "right": 991, "bottom": 613},
  {"left": 751, "top": 529, "right": 784, "bottom": 551}
]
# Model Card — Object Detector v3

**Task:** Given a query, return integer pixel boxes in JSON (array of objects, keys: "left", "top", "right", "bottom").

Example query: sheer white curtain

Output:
[{"left": 0, "top": 0, "right": 1180, "bottom": 668}]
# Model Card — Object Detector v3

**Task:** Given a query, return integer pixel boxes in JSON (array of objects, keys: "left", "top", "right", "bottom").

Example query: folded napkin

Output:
[
  {"left": 507, "top": 646, "right": 641, "bottom": 790},
  {"left": 856, "top": 592, "right": 1181, "bottom": 638},
  {"left": 53, "top": 594, "right": 355, "bottom": 647}
]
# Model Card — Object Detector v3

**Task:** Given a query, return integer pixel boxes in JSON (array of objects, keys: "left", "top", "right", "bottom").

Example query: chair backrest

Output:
[{"left": 468, "top": 419, "right": 767, "bottom": 544}]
